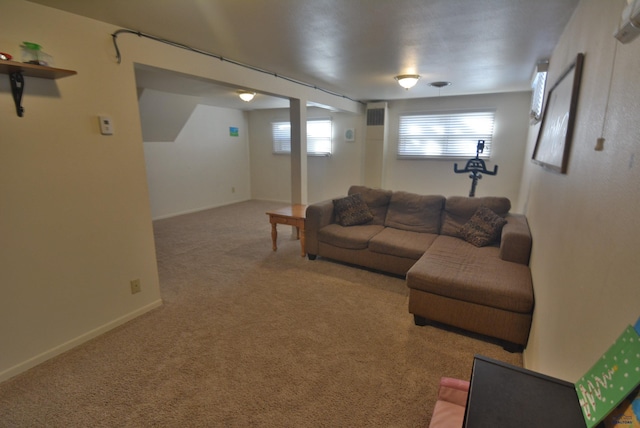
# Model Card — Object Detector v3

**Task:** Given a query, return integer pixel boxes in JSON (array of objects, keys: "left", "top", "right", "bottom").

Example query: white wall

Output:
[
  {"left": 0, "top": 0, "right": 361, "bottom": 382},
  {"left": 249, "top": 107, "right": 364, "bottom": 203},
  {"left": 1, "top": 0, "right": 162, "bottom": 381},
  {"left": 141, "top": 90, "right": 251, "bottom": 219},
  {"left": 138, "top": 88, "right": 197, "bottom": 143},
  {"left": 249, "top": 93, "right": 530, "bottom": 206},
  {"left": 521, "top": 0, "right": 640, "bottom": 381},
  {"left": 385, "top": 92, "right": 531, "bottom": 208}
]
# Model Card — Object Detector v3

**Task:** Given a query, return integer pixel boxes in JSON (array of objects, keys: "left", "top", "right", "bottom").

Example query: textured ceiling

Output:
[{"left": 27, "top": 0, "right": 580, "bottom": 108}]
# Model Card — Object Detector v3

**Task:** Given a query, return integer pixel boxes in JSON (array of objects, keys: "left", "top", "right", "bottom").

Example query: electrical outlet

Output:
[{"left": 130, "top": 279, "right": 141, "bottom": 294}]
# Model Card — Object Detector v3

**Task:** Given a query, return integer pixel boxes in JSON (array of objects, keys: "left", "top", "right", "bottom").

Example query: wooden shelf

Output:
[
  {"left": 1, "top": 60, "right": 77, "bottom": 116},
  {"left": 0, "top": 60, "right": 77, "bottom": 79}
]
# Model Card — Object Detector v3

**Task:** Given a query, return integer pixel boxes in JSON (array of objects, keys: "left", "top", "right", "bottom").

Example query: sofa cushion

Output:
[
  {"left": 459, "top": 206, "right": 507, "bottom": 247},
  {"left": 368, "top": 228, "right": 439, "bottom": 260},
  {"left": 348, "top": 185, "right": 392, "bottom": 225},
  {"left": 317, "top": 224, "right": 384, "bottom": 250},
  {"left": 441, "top": 196, "right": 510, "bottom": 238},
  {"left": 332, "top": 193, "right": 374, "bottom": 226},
  {"left": 384, "top": 192, "right": 445, "bottom": 233},
  {"left": 407, "top": 236, "right": 534, "bottom": 313}
]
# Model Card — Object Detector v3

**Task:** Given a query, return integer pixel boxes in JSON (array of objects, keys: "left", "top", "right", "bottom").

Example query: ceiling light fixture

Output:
[
  {"left": 395, "top": 74, "right": 421, "bottom": 90},
  {"left": 428, "top": 81, "right": 452, "bottom": 88},
  {"left": 428, "top": 81, "right": 452, "bottom": 97},
  {"left": 238, "top": 90, "right": 256, "bottom": 102}
]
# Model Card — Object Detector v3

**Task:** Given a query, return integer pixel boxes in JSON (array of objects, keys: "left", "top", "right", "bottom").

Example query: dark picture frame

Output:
[{"left": 532, "top": 53, "right": 585, "bottom": 174}]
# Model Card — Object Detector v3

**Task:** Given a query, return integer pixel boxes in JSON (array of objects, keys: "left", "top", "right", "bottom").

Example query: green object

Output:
[
  {"left": 575, "top": 325, "right": 640, "bottom": 427},
  {"left": 20, "top": 41, "right": 51, "bottom": 66},
  {"left": 22, "top": 42, "right": 41, "bottom": 51}
]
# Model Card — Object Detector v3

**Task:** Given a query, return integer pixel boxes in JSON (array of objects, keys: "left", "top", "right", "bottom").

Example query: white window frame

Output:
[
  {"left": 530, "top": 63, "right": 548, "bottom": 124},
  {"left": 398, "top": 110, "right": 496, "bottom": 159},
  {"left": 271, "top": 118, "right": 332, "bottom": 156}
]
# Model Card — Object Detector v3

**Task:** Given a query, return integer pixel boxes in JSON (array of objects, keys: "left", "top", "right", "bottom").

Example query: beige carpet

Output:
[{"left": 0, "top": 200, "right": 521, "bottom": 427}]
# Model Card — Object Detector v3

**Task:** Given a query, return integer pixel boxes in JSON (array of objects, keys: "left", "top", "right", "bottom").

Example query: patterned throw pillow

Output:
[
  {"left": 459, "top": 206, "right": 508, "bottom": 247},
  {"left": 333, "top": 193, "right": 374, "bottom": 226}
]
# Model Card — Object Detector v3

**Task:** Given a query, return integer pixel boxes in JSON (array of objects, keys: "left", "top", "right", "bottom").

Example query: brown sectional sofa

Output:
[{"left": 305, "top": 185, "right": 534, "bottom": 350}]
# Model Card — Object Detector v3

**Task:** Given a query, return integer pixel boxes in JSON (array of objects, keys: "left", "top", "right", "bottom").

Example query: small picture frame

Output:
[
  {"left": 344, "top": 128, "right": 355, "bottom": 142},
  {"left": 532, "top": 53, "right": 584, "bottom": 174}
]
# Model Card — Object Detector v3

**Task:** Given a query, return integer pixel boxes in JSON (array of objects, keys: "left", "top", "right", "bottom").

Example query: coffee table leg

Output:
[{"left": 271, "top": 222, "right": 277, "bottom": 251}]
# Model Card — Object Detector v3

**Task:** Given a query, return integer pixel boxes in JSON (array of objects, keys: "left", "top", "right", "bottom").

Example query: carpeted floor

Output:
[{"left": 0, "top": 200, "right": 522, "bottom": 427}]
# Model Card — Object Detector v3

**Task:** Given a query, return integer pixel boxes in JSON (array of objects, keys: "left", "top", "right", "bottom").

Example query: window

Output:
[
  {"left": 398, "top": 110, "right": 496, "bottom": 159},
  {"left": 272, "top": 119, "right": 332, "bottom": 156},
  {"left": 530, "top": 65, "right": 548, "bottom": 123}
]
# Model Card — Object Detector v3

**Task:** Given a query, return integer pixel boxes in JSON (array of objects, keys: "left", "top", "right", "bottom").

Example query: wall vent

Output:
[{"left": 367, "top": 108, "right": 385, "bottom": 126}]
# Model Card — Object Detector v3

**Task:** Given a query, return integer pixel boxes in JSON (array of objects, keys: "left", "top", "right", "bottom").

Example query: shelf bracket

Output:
[{"left": 9, "top": 71, "right": 25, "bottom": 117}]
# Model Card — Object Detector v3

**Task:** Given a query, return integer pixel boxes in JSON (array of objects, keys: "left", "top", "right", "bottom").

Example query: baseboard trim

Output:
[
  {"left": 0, "top": 299, "right": 163, "bottom": 383},
  {"left": 152, "top": 199, "right": 250, "bottom": 220}
]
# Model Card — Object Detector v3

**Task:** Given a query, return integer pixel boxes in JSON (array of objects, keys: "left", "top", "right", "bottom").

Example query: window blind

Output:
[
  {"left": 272, "top": 122, "right": 291, "bottom": 153},
  {"left": 530, "top": 70, "right": 548, "bottom": 122},
  {"left": 272, "top": 119, "right": 332, "bottom": 156},
  {"left": 398, "top": 110, "right": 496, "bottom": 159}
]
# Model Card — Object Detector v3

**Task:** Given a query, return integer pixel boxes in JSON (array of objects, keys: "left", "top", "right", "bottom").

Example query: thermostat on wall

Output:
[{"left": 99, "top": 116, "right": 114, "bottom": 135}]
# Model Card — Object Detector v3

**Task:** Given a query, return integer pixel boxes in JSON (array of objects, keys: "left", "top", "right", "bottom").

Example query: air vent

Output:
[{"left": 367, "top": 108, "right": 385, "bottom": 126}]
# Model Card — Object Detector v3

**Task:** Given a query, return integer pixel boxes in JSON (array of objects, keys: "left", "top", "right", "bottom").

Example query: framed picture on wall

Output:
[{"left": 532, "top": 53, "right": 585, "bottom": 174}]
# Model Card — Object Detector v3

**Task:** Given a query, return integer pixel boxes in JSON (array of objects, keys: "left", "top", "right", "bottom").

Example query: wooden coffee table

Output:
[{"left": 266, "top": 205, "right": 307, "bottom": 257}]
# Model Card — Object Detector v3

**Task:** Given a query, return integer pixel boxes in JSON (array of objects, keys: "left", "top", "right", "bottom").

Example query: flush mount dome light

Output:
[
  {"left": 238, "top": 90, "right": 256, "bottom": 102},
  {"left": 395, "top": 74, "right": 421, "bottom": 90}
]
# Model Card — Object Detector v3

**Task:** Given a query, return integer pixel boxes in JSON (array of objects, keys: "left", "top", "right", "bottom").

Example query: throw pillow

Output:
[
  {"left": 348, "top": 185, "right": 393, "bottom": 225},
  {"left": 441, "top": 196, "right": 511, "bottom": 237},
  {"left": 333, "top": 193, "right": 374, "bottom": 226},
  {"left": 459, "top": 206, "right": 507, "bottom": 247}
]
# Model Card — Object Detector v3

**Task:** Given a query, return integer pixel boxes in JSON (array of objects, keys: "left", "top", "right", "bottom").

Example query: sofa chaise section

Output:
[
  {"left": 406, "top": 196, "right": 534, "bottom": 350},
  {"left": 407, "top": 225, "right": 534, "bottom": 349}
]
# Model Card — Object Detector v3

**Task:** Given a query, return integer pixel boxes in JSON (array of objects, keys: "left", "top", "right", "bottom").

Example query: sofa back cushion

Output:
[
  {"left": 384, "top": 192, "right": 445, "bottom": 233},
  {"left": 348, "top": 185, "right": 392, "bottom": 225},
  {"left": 441, "top": 196, "right": 511, "bottom": 238}
]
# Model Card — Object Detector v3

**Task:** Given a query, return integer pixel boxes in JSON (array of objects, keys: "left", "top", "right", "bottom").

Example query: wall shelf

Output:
[
  {"left": 0, "top": 60, "right": 77, "bottom": 79},
  {"left": 0, "top": 60, "right": 77, "bottom": 117}
]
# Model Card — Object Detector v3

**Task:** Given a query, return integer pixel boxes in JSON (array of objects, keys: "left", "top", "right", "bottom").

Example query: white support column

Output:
[{"left": 289, "top": 98, "right": 308, "bottom": 205}]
